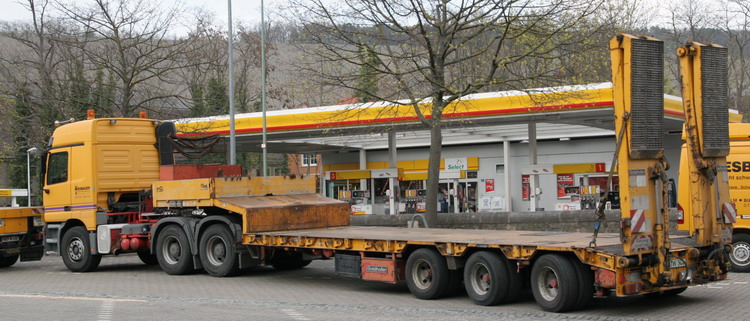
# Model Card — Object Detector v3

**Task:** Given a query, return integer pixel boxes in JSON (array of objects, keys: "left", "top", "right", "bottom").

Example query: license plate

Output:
[
  {"left": 1, "top": 236, "right": 20, "bottom": 243},
  {"left": 669, "top": 259, "right": 686, "bottom": 268}
]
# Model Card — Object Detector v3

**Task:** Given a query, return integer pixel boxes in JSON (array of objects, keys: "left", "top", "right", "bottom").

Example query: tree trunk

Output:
[{"left": 424, "top": 122, "right": 443, "bottom": 227}]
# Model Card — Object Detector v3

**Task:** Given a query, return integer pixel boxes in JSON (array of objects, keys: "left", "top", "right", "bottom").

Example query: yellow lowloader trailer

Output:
[
  {"left": 39, "top": 34, "right": 730, "bottom": 313},
  {"left": 0, "top": 207, "right": 45, "bottom": 267}
]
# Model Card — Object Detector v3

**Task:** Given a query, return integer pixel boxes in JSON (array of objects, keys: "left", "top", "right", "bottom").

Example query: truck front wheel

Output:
[
  {"left": 156, "top": 225, "right": 195, "bottom": 275},
  {"left": 0, "top": 254, "right": 19, "bottom": 268},
  {"left": 199, "top": 224, "right": 239, "bottom": 277},
  {"left": 730, "top": 233, "right": 750, "bottom": 273},
  {"left": 61, "top": 226, "right": 101, "bottom": 272}
]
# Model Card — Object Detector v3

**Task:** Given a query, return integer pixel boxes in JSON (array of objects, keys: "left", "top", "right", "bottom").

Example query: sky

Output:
[{"left": 0, "top": 1, "right": 286, "bottom": 30}]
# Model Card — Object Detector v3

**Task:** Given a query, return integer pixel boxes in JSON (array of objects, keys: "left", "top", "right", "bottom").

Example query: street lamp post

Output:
[{"left": 26, "top": 147, "right": 38, "bottom": 206}]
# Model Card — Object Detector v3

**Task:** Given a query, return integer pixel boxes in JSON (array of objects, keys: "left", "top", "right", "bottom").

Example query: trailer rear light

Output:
[{"left": 677, "top": 204, "right": 685, "bottom": 225}]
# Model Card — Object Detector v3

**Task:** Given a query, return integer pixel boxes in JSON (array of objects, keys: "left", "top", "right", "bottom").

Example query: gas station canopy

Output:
[{"left": 173, "top": 82, "right": 741, "bottom": 153}]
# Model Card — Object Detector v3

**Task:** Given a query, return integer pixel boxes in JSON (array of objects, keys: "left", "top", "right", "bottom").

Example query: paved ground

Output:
[{"left": 0, "top": 255, "right": 747, "bottom": 321}]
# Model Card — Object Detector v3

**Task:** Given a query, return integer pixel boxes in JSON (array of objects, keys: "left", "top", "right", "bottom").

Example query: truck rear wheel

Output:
[
  {"left": 530, "top": 254, "right": 579, "bottom": 312},
  {"left": 156, "top": 225, "right": 194, "bottom": 275},
  {"left": 199, "top": 224, "right": 239, "bottom": 277},
  {"left": 463, "top": 251, "right": 520, "bottom": 306},
  {"left": 730, "top": 233, "right": 750, "bottom": 272},
  {"left": 405, "top": 248, "right": 450, "bottom": 300},
  {"left": 0, "top": 254, "right": 19, "bottom": 268},
  {"left": 61, "top": 226, "right": 102, "bottom": 272}
]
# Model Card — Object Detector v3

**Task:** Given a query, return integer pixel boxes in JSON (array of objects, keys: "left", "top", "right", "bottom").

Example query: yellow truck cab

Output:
[{"left": 679, "top": 122, "right": 750, "bottom": 272}]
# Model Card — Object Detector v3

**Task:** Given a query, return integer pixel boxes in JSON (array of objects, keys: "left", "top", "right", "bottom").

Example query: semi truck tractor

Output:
[
  {"left": 38, "top": 33, "right": 732, "bottom": 313},
  {"left": 0, "top": 207, "right": 45, "bottom": 267}
]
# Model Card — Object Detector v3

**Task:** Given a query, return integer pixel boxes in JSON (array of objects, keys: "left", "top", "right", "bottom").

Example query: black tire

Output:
[
  {"left": 463, "top": 251, "right": 521, "bottom": 306},
  {"left": 61, "top": 226, "right": 102, "bottom": 272},
  {"left": 530, "top": 254, "right": 579, "bottom": 312},
  {"left": 271, "top": 251, "right": 311, "bottom": 271},
  {"left": 199, "top": 224, "right": 239, "bottom": 277},
  {"left": 645, "top": 286, "right": 687, "bottom": 297},
  {"left": 156, "top": 225, "right": 194, "bottom": 275},
  {"left": 566, "top": 256, "right": 594, "bottom": 310},
  {"left": 730, "top": 233, "right": 750, "bottom": 273},
  {"left": 405, "top": 248, "right": 451, "bottom": 300},
  {"left": 0, "top": 254, "right": 19, "bottom": 268},
  {"left": 137, "top": 251, "right": 158, "bottom": 265}
]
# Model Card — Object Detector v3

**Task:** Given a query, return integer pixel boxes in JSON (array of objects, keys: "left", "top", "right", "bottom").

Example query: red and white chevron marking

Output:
[
  {"left": 630, "top": 209, "right": 648, "bottom": 233},
  {"left": 31, "top": 208, "right": 43, "bottom": 215},
  {"left": 722, "top": 202, "right": 737, "bottom": 224}
]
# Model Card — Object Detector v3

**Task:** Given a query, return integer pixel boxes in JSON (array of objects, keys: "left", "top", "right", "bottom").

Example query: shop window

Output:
[{"left": 302, "top": 154, "right": 318, "bottom": 167}]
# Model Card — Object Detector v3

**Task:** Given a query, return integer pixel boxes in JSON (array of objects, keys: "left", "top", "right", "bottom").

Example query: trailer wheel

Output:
[
  {"left": 199, "top": 224, "right": 239, "bottom": 277},
  {"left": 566, "top": 256, "right": 594, "bottom": 310},
  {"left": 406, "top": 248, "right": 450, "bottom": 300},
  {"left": 156, "top": 225, "right": 194, "bottom": 275},
  {"left": 463, "top": 251, "right": 521, "bottom": 306},
  {"left": 272, "top": 251, "right": 312, "bottom": 271},
  {"left": 137, "top": 251, "right": 158, "bottom": 265},
  {"left": 61, "top": 226, "right": 102, "bottom": 272},
  {"left": 530, "top": 254, "right": 579, "bottom": 312},
  {"left": 730, "top": 233, "right": 750, "bottom": 273},
  {"left": 0, "top": 254, "right": 19, "bottom": 268}
]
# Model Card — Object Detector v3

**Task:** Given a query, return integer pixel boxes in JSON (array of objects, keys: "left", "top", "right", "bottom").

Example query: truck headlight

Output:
[{"left": 33, "top": 217, "right": 44, "bottom": 227}]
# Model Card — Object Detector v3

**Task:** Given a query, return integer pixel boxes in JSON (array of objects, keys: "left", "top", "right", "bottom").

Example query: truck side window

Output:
[{"left": 47, "top": 152, "right": 69, "bottom": 185}]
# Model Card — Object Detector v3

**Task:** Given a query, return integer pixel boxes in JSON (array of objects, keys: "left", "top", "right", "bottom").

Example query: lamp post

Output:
[
  {"left": 227, "top": 0, "right": 236, "bottom": 165},
  {"left": 26, "top": 147, "right": 38, "bottom": 206}
]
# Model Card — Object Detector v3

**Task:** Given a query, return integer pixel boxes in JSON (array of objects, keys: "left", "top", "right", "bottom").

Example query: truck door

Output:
[{"left": 43, "top": 148, "right": 72, "bottom": 222}]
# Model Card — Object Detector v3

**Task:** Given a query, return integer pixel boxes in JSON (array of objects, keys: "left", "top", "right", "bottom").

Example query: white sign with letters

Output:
[{"left": 445, "top": 158, "right": 467, "bottom": 171}]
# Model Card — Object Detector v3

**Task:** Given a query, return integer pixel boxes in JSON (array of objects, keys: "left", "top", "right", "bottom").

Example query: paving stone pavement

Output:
[{"left": 0, "top": 255, "right": 747, "bottom": 320}]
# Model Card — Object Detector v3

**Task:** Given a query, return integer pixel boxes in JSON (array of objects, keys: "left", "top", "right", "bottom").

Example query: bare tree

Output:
[
  {"left": 287, "top": 0, "right": 603, "bottom": 225},
  {"left": 720, "top": 0, "right": 750, "bottom": 118},
  {"left": 663, "top": 0, "right": 721, "bottom": 94},
  {"left": 57, "top": 0, "right": 193, "bottom": 117}
]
